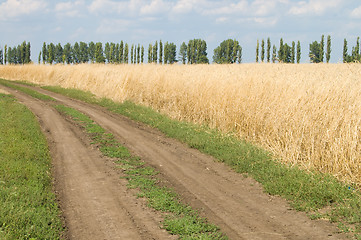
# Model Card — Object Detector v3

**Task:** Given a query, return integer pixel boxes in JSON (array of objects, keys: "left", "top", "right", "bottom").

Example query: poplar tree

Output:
[
  {"left": 42, "top": 42, "right": 47, "bottom": 64},
  {"left": 148, "top": 44, "right": 153, "bottom": 63},
  {"left": 272, "top": 45, "right": 277, "bottom": 63},
  {"left": 326, "top": 35, "right": 331, "bottom": 63},
  {"left": 104, "top": 42, "right": 110, "bottom": 63},
  {"left": 159, "top": 40, "right": 163, "bottom": 64},
  {"left": 130, "top": 44, "right": 134, "bottom": 64},
  {"left": 261, "top": 39, "right": 265, "bottom": 62},
  {"left": 4, "top": 45, "right": 7, "bottom": 64},
  {"left": 141, "top": 45, "right": 144, "bottom": 63},
  {"left": 63, "top": 43, "right": 72, "bottom": 64},
  {"left": 237, "top": 45, "right": 242, "bottom": 63},
  {"left": 55, "top": 43, "right": 63, "bottom": 63},
  {"left": 187, "top": 40, "right": 195, "bottom": 64},
  {"left": 48, "top": 43, "right": 55, "bottom": 64},
  {"left": 297, "top": 41, "right": 301, "bottom": 63},
  {"left": 25, "top": 42, "right": 31, "bottom": 63},
  {"left": 88, "top": 41, "right": 95, "bottom": 63},
  {"left": 38, "top": 51, "right": 41, "bottom": 64},
  {"left": 256, "top": 39, "right": 259, "bottom": 62},
  {"left": 95, "top": 42, "right": 105, "bottom": 63},
  {"left": 153, "top": 41, "right": 158, "bottom": 63},
  {"left": 267, "top": 38, "right": 271, "bottom": 62},
  {"left": 320, "top": 35, "right": 325, "bottom": 62},
  {"left": 120, "top": 41, "right": 124, "bottom": 63},
  {"left": 278, "top": 38, "right": 284, "bottom": 62},
  {"left": 179, "top": 42, "right": 187, "bottom": 64},
  {"left": 137, "top": 44, "right": 140, "bottom": 64},
  {"left": 73, "top": 42, "right": 80, "bottom": 64},
  {"left": 353, "top": 37, "right": 360, "bottom": 62},
  {"left": 115, "top": 43, "right": 120, "bottom": 63},
  {"left": 164, "top": 42, "right": 169, "bottom": 63},
  {"left": 0, "top": 49, "right": 3, "bottom": 64},
  {"left": 291, "top": 41, "right": 295, "bottom": 63},
  {"left": 124, "top": 43, "right": 129, "bottom": 63},
  {"left": 343, "top": 39, "right": 348, "bottom": 63}
]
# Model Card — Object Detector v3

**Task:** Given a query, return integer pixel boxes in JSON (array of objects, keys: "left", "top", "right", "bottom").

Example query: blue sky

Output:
[{"left": 1, "top": 0, "right": 361, "bottom": 63}]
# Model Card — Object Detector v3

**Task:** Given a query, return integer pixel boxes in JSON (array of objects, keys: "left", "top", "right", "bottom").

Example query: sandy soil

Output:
[{"left": 1, "top": 84, "right": 348, "bottom": 240}]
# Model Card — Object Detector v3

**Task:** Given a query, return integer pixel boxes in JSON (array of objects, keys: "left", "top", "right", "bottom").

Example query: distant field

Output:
[{"left": 1, "top": 63, "right": 360, "bottom": 185}]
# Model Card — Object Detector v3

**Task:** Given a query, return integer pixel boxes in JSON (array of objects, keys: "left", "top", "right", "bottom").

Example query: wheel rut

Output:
[
  {"left": 2, "top": 84, "right": 347, "bottom": 240},
  {"left": 1, "top": 86, "right": 174, "bottom": 240}
]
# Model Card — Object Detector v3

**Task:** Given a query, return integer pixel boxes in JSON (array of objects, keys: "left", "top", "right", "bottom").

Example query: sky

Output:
[{"left": 1, "top": 0, "right": 361, "bottom": 63}]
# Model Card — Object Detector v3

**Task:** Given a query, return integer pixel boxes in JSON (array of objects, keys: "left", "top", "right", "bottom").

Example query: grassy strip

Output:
[
  {"left": 0, "top": 79, "right": 55, "bottom": 101},
  {"left": 0, "top": 93, "right": 63, "bottom": 239},
  {"left": 40, "top": 85, "right": 361, "bottom": 237},
  {"left": 54, "top": 104, "right": 227, "bottom": 239}
]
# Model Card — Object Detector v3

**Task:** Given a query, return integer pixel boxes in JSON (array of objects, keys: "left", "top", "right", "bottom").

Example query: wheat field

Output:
[{"left": 1, "top": 63, "right": 360, "bottom": 184}]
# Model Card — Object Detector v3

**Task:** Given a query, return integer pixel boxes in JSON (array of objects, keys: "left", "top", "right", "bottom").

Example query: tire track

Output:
[
  {"left": 1, "top": 86, "right": 175, "bottom": 240},
  {"left": 28, "top": 86, "right": 347, "bottom": 240}
]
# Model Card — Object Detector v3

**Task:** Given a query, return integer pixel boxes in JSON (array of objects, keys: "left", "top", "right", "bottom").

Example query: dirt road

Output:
[{"left": 1, "top": 84, "right": 346, "bottom": 240}]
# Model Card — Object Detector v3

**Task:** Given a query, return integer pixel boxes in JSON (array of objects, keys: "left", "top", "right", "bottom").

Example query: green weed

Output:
[
  {"left": 55, "top": 104, "right": 227, "bottom": 239},
  {"left": 43, "top": 85, "right": 361, "bottom": 236},
  {"left": 0, "top": 93, "right": 63, "bottom": 239}
]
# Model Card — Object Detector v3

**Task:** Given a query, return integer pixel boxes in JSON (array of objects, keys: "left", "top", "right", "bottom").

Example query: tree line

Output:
[
  {"left": 0, "top": 41, "right": 31, "bottom": 65},
  {"left": 3, "top": 36, "right": 361, "bottom": 65}
]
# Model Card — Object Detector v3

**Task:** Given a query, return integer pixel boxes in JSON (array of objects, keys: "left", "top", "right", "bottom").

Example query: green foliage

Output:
[
  {"left": 130, "top": 44, "right": 134, "bottom": 64},
  {"left": 309, "top": 36, "right": 325, "bottom": 63},
  {"left": 164, "top": 42, "right": 177, "bottom": 64},
  {"left": 272, "top": 45, "right": 277, "bottom": 63},
  {"left": 261, "top": 39, "right": 265, "bottom": 62},
  {"left": 5, "top": 41, "right": 31, "bottom": 64},
  {"left": 267, "top": 38, "right": 271, "bottom": 63},
  {"left": 179, "top": 42, "right": 187, "bottom": 64},
  {"left": 159, "top": 40, "right": 163, "bottom": 64},
  {"left": 0, "top": 93, "right": 63, "bottom": 239},
  {"left": 309, "top": 41, "right": 322, "bottom": 63},
  {"left": 291, "top": 41, "right": 295, "bottom": 63},
  {"left": 326, "top": 35, "right": 331, "bottom": 63},
  {"left": 187, "top": 39, "right": 209, "bottom": 64},
  {"left": 320, "top": 35, "right": 325, "bottom": 62},
  {"left": 95, "top": 42, "right": 105, "bottom": 63},
  {"left": 124, "top": 43, "right": 129, "bottom": 63},
  {"left": 256, "top": 39, "right": 259, "bottom": 63},
  {"left": 148, "top": 44, "right": 153, "bottom": 63},
  {"left": 213, "top": 39, "right": 242, "bottom": 64},
  {"left": 297, "top": 41, "right": 301, "bottom": 63},
  {"left": 153, "top": 41, "right": 158, "bottom": 63}
]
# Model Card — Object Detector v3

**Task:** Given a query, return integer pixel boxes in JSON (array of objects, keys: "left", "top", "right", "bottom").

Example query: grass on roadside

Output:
[
  {"left": 0, "top": 93, "right": 63, "bottom": 240},
  {"left": 41, "top": 85, "right": 361, "bottom": 237},
  {"left": 0, "top": 79, "right": 55, "bottom": 101},
  {"left": 54, "top": 104, "right": 227, "bottom": 239}
]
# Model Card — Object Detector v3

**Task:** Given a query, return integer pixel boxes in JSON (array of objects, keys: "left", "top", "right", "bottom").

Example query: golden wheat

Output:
[{"left": 1, "top": 63, "right": 361, "bottom": 184}]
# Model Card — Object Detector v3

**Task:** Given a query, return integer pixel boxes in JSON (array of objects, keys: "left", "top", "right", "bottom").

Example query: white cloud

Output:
[
  {"left": 55, "top": 0, "right": 85, "bottom": 17},
  {"left": 202, "top": 0, "right": 248, "bottom": 15},
  {"left": 96, "top": 19, "right": 132, "bottom": 34},
  {"left": 172, "top": 0, "right": 197, "bottom": 14},
  {"left": 351, "top": 5, "right": 361, "bottom": 18},
  {"left": 88, "top": 0, "right": 128, "bottom": 14},
  {"left": 0, "top": 0, "right": 47, "bottom": 20},
  {"left": 140, "top": 0, "right": 171, "bottom": 15},
  {"left": 288, "top": 0, "right": 342, "bottom": 15}
]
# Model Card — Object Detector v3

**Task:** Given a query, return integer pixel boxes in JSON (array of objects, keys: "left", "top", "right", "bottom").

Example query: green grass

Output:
[
  {"left": 54, "top": 104, "right": 227, "bottom": 239},
  {"left": 0, "top": 93, "right": 63, "bottom": 239},
  {"left": 0, "top": 79, "right": 55, "bottom": 101},
  {"left": 41, "top": 84, "right": 361, "bottom": 237}
]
